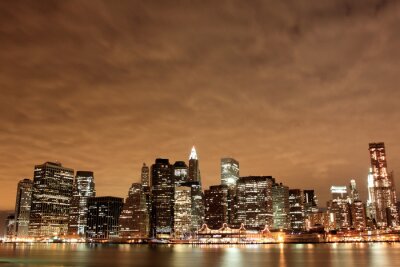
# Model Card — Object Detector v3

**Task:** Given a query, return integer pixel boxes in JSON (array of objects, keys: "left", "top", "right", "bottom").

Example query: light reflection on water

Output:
[{"left": 0, "top": 243, "right": 400, "bottom": 267}]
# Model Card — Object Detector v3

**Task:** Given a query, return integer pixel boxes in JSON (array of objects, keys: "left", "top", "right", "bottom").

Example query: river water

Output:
[{"left": 0, "top": 243, "right": 399, "bottom": 267}]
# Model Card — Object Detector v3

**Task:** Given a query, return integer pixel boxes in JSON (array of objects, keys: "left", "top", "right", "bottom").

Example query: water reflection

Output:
[{"left": 0, "top": 243, "right": 400, "bottom": 267}]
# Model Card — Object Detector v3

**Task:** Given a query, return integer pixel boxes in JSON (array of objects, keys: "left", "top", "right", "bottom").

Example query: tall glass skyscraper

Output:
[
  {"left": 173, "top": 186, "right": 192, "bottom": 238},
  {"left": 29, "top": 162, "right": 74, "bottom": 238},
  {"left": 14, "top": 178, "right": 33, "bottom": 237},
  {"left": 221, "top": 158, "right": 239, "bottom": 187},
  {"left": 68, "top": 171, "right": 95, "bottom": 236}
]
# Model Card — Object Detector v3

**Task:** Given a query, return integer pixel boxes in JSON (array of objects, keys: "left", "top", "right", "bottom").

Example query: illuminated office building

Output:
[
  {"left": 14, "top": 178, "right": 33, "bottom": 237},
  {"left": 328, "top": 186, "right": 351, "bottom": 229},
  {"left": 119, "top": 183, "right": 149, "bottom": 238},
  {"left": 181, "top": 181, "right": 205, "bottom": 232},
  {"left": 86, "top": 196, "right": 123, "bottom": 239},
  {"left": 368, "top": 142, "right": 398, "bottom": 227},
  {"left": 221, "top": 158, "right": 239, "bottom": 187},
  {"left": 204, "top": 185, "right": 228, "bottom": 229},
  {"left": 150, "top": 158, "right": 174, "bottom": 237},
  {"left": 68, "top": 171, "right": 95, "bottom": 236},
  {"left": 236, "top": 176, "right": 274, "bottom": 230},
  {"left": 173, "top": 186, "right": 192, "bottom": 238},
  {"left": 351, "top": 200, "right": 367, "bottom": 230},
  {"left": 272, "top": 183, "right": 290, "bottom": 230},
  {"left": 29, "top": 162, "right": 74, "bottom": 238},
  {"left": 289, "top": 189, "right": 305, "bottom": 231}
]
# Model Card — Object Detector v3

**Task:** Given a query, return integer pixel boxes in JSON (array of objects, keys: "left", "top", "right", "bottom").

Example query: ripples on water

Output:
[{"left": 0, "top": 243, "right": 399, "bottom": 267}]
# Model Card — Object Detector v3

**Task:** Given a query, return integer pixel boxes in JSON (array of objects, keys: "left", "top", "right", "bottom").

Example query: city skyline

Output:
[{"left": 2, "top": 1, "right": 400, "bottom": 211}]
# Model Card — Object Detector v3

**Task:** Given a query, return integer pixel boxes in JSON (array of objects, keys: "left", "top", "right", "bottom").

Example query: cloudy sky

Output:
[{"left": 1, "top": 0, "right": 400, "bottom": 210}]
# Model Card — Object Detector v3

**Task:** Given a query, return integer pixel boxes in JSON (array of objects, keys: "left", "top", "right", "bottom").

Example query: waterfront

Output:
[{"left": 0, "top": 243, "right": 400, "bottom": 267}]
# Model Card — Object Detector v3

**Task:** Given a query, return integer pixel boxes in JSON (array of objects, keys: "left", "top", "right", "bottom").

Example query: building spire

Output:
[{"left": 189, "top": 146, "right": 198, "bottom": 160}]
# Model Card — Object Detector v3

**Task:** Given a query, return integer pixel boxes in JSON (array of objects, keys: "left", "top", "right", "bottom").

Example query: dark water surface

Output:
[{"left": 0, "top": 243, "right": 399, "bottom": 267}]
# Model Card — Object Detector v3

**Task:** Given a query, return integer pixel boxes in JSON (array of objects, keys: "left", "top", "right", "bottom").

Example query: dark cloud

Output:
[{"left": 0, "top": 0, "right": 400, "bottom": 209}]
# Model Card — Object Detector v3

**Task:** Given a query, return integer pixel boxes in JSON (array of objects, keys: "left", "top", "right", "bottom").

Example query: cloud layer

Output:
[{"left": 1, "top": 0, "right": 400, "bottom": 209}]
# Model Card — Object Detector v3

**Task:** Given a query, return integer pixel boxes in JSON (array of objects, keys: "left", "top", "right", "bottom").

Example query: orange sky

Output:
[{"left": 1, "top": 0, "right": 400, "bottom": 210}]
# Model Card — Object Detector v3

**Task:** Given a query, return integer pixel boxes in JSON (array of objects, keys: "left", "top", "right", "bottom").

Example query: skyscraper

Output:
[
  {"left": 288, "top": 189, "right": 305, "bottom": 231},
  {"left": 150, "top": 158, "right": 174, "bottom": 237},
  {"left": 204, "top": 185, "right": 228, "bottom": 229},
  {"left": 86, "top": 196, "right": 123, "bottom": 239},
  {"left": 29, "top": 162, "right": 74, "bottom": 238},
  {"left": 349, "top": 179, "right": 359, "bottom": 203},
  {"left": 14, "top": 178, "right": 33, "bottom": 238},
  {"left": 236, "top": 176, "right": 274, "bottom": 230},
  {"left": 221, "top": 158, "right": 239, "bottom": 187},
  {"left": 173, "top": 186, "right": 192, "bottom": 238},
  {"left": 141, "top": 163, "right": 150, "bottom": 188},
  {"left": 68, "top": 171, "right": 95, "bottom": 236},
  {"left": 328, "top": 186, "right": 351, "bottom": 229},
  {"left": 351, "top": 200, "right": 367, "bottom": 230},
  {"left": 188, "top": 146, "right": 200, "bottom": 183},
  {"left": 119, "top": 183, "right": 149, "bottom": 238},
  {"left": 368, "top": 142, "right": 398, "bottom": 227},
  {"left": 272, "top": 183, "right": 290, "bottom": 230}
]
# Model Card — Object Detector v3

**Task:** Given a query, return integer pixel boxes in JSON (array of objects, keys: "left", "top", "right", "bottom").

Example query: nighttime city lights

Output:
[{"left": 1, "top": 1, "right": 400, "bottom": 266}]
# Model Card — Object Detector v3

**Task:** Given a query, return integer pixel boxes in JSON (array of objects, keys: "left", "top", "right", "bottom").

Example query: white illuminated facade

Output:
[{"left": 221, "top": 158, "right": 239, "bottom": 187}]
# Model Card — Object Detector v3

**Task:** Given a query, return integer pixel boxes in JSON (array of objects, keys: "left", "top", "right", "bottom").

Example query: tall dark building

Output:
[
  {"left": 68, "top": 171, "right": 95, "bottom": 236},
  {"left": 14, "top": 178, "right": 33, "bottom": 238},
  {"left": 29, "top": 162, "right": 74, "bottom": 238},
  {"left": 173, "top": 161, "right": 188, "bottom": 186},
  {"left": 188, "top": 146, "right": 200, "bottom": 183},
  {"left": 272, "top": 183, "right": 290, "bottom": 230},
  {"left": 288, "top": 189, "right": 305, "bottom": 232},
  {"left": 119, "top": 183, "right": 149, "bottom": 238},
  {"left": 221, "top": 158, "right": 239, "bottom": 187},
  {"left": 151, "top": 158, "right": 174, "bottom": 237},
  {"left": 236, "top": 176, "right": 274, "bottom": 230},
  {"left": 349, "top": 179, "right": 359, "bottom": 203},
  {"left": 368, "top": 142, "right": 398, "bottom": 227},
  {"left": 86, "top": 196, "right": 123, "bottom": 239},
  {"left": 204, "top": 185, "right": 228, "bottom": 229}
]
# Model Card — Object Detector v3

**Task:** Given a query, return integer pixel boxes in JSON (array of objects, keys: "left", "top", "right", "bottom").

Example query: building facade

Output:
[
  {"left": 14, "top": 178, "right": 33, "bottom": 238},
  {"left": 236, "top": 176, "right": 274, "bottom": 230},
  {"left": 368, "top": 142, "right": 398, "bottom": 228},
  {"left": 119, "top": 183, "right": 149, "bottom": 238},
  {"left": 221, "top": 158, "right": 239, "bottom": 187},
  {"left": 205, "top": 185, "right": 228, "bottom": 229},
  {"left": 151, "top": 158, "right": 174, "bottom": 237},
  {"left": 68, "top": 171, "right": 95, "bottom": 236},
  {"left": 29, "top": 162, "right": 74, "bottom": 238},
  {"left": 272, "top": 183, "right": 290, "bottom": 230},
  {"left": 173, "top": 186, "right": 192, "bottom": 238},
  {"left": 289, "top": 189, "right": 305, "bottom": 231},
  {"left": 86, "top": 196, "right": 123, "bottom": 239}
]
